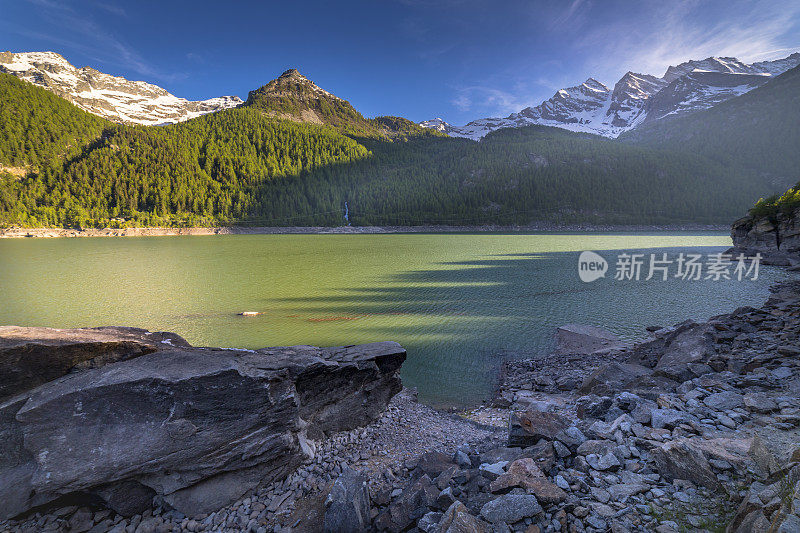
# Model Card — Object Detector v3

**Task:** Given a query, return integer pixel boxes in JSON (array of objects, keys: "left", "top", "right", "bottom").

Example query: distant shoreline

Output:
[{"left": 0, "top": 224, "right": 731, "bottom": 238}]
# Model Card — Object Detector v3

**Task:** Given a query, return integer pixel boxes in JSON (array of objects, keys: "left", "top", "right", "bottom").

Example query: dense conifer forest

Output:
[{"left": 0, "top": 68, "right": 795, "bottom": 228}]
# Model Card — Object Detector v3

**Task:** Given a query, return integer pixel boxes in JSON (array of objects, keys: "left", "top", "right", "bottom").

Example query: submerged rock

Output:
[
  {"left": 555, "top": 324, "right": 626, "bottom": 355},
  {"left": 0, "top": 327, "right": 405, "bottom": 519}
]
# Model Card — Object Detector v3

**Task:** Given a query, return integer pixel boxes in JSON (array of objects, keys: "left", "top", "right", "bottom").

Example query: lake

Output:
[{"left": 0, "top": 232, "right": 786, "bottom": 406}]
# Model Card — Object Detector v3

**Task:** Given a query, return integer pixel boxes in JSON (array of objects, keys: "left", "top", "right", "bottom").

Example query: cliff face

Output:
[
  {"left": 730, "top": 207, "right": 800, "bottom": 263},
  {"left": 0, "top": 327, "right": 405, "bottom": 519}
]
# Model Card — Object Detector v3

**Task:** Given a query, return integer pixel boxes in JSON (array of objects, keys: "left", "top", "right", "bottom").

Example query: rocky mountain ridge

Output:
[
  {"left": 424, "top": 53, "right": 800, "bottom": 140},
  {"left": 0, "top": 51, "right": 242, "bottom": 126}
]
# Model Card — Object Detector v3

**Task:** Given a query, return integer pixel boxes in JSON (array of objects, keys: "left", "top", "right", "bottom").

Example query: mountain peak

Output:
[
  {"left": 278, "top": 68, "right": 304, "bottom": 80},
  {"left": 246, "top": 68, "right": 342, "bottom": 108},
  {"left": 584, "top": 77, "right": 608, "bottom": 90},
  {"left": 421, "top": 51, "right": 800, "bottom": 140},
  {"left": 0, "top": 51, "right": 242, "bottom": 125}
]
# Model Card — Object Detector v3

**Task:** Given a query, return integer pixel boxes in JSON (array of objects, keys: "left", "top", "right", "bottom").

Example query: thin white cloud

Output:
[
  {"left": 93, "top": 2, "right": 127, "bottom": 17},
  {"left": 24, "top": 0, "right": 182, "bottom": 82},
  {"left": 577, "top": 0, "right": 800, "bottom": 81},
  {"left": 548, "top": 0, "right": 591, "bottom": 32},
  {"left": 450, "top": 85, "right": 542, "bottom": 117},
  {"left": 448, "top": 0, "right": 800, "bottom": 123}
]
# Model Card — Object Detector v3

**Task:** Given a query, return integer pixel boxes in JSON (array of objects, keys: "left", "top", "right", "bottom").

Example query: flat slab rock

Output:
[
  {"left": 556, "top": 324, "right": 627, "bottom": 355},
  {"left": 0, "top": 326, "right": 405, "bottom": 519},
  {"left": 0, "top": 325, "right": 192, "bottom": 401}
]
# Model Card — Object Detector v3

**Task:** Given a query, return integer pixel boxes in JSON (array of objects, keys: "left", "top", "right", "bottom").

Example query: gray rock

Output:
[
  {"left": 652, "top": 322, "right": 717, "bottom": 382},
  {"left": 479, "top": 494, "right": 542, "bottom": 524},
  {"left": 508, "top": 410, "right": 569, "bottom": 447},
  {"left": 418, "top": 511, "right": 444, "bottom": 533},
  {"left": 732, "top": 509, "right": 771, "bottom": 533},
  {"left": 576, "top": 395, "right": 612, "bottom": 420},
  {"left": 772, "top": 367, "right": 793, "bottom": 380},
  {"left": 576, "top": 439, "right": 615, "bottom": 457},
  {"left": 650, "top": 409, "right": 692, "bottom": 430},
  {"left": 454, "top": 450, "right": 472, "bottom": 469},
  {"left": 748, "top": 435, "right": 781, "bottom": 477},
  {"left": 93, "top": 480, "right": 156, "bottom": 517},
  {"left": 556, "top": 324, "right": 626, "bottom": 355},
  {"left": 376, "top": 475, "right": 439, "bottom": 532},
  {"left": 418, "top": 452, "right": 454, "bottom": 478},
  {"left": 552, "top": 440, "right": 571, "bottom": 458},
  {"left": 703, "top": 391, "right": 743, "bottom": 410},
  {"left": 479, "top": 462, "right": 508, "bottom": 481},
  {"left": 0, "top": 328, "right": 405, "bottom": 519},
  {"left": 435, "top": 501, "right": 489, "bottom": 533},
  {"left": 776, "top": 514, "right": 800, "bottom": 533},
  {"left": 743, "top": 392, "right": 778, "bottom": 413},
  {"left": 67, "top": 507, "right": 94, "bottom": 533},
  {"left": 586, "top": 452, "right": 620, "bottom": 471},
  {"left": 323, "top": 467, "right": 370, "bottom": 533},
  {"left": 651, "top": 440, "right": 722, "bottom": 491},
  {"left": 606, "top": 483, "right": 648, "bottom": 502},
  {"left": 0, "top": 326, "right": 190, "bottom": 402},
  {"left": 555, "top": 426, "right": 587, "bottom": 450},
  {"left": 579, "top": 362, "right": 666, "bottom": 396},
  {"left": 436, "top": 487, "right": 457, "bottom": 510}
]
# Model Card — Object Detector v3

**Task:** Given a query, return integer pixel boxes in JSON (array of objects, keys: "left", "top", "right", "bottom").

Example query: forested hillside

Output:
[
  {"left": 245, "top": 126, "right": 772, "bottom": 226},
  {"left": 622, "top": 64, "right": 800, "bottom": 192},
  {"left": 0, "top": 73, "right": 372, "bottom": 227},
  {"left": 0, "top": 69, "right": 790, "bottom": 228},
  {"left": 0, "top": 73, "right": 107, "bottom": 167},
  {"left": 243, "top": 69, "right": 437, "bottom": 140}
]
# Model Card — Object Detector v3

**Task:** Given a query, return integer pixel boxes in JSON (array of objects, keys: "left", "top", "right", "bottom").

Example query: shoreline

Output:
[
  {"left": 4, "top": 280, "right": 800, "bottom": 531},
  {"left": 3, "top": 280, "right": 800, "bottom": 531},
  {"left": 0, "top": 223, "right": 730, "bottom": 238}
]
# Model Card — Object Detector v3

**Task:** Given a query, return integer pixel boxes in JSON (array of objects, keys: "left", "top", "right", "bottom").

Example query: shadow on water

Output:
[
  {"left": 0, "top": 237, "right": 782, "bottom": 409},
  {"left": 266, "top": 247, "right": 782, "bottom": 407}
]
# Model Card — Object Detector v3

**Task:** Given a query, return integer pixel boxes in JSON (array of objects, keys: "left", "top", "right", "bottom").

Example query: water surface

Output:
[{"left": 0, "top": 233, "right": 786, "bottom": 406}]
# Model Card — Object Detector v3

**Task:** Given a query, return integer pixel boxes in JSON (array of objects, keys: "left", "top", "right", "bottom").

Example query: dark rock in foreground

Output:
[
  {"left": 323, "top": 466, "right": 370, "bottom": 532},
  {"left": 0, "top": 326, "right": 191, "bottom": 402},
  {"left": 0, "top": 326, "right": 405, "bottom": 520}
]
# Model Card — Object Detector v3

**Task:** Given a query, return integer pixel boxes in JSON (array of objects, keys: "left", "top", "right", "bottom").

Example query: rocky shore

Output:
[
  {"left": 730, "top": 206, "right": 800, "bottom": 266},
  {"left": 0, "top": 224, "right": 728, "bottom": 239},
  {"left": 2, "top": 279, "right": 800, "bottom": 532}
]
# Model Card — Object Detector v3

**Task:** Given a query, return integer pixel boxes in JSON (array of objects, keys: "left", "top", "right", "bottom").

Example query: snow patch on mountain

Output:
[
  {"left": 0, "top": 51, "right": 242, "bottom": 125},
  {"left": 423, "top": 53, "right": 800, "bottom": 140}
]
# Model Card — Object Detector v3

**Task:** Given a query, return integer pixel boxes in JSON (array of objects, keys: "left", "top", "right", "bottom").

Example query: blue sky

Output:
[{"left": 3, "top": 0, "right": 800, "bottom": 125}]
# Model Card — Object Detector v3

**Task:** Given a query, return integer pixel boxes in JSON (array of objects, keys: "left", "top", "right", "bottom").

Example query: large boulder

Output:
[
  {"left": 555, "top": 324, "right": 626, "bottom": 355},
  {"left": 621, "top": 320, "right": 718, "bottom": 383},
  {"left": 489, "top": 458, "right": 566, "bottom": 504},
  {"left": 731, "top": 206, "right": 800, "bottom": 260},
  {"left": 323, "top": 467, "right": 371, "bottom": 533},
  {"left": 0, "top": 326, "right": 191, "bottom": 401},
  {"left": 479, "top": 494, "right": 542, "bottom": 524},
  {"left": 651, "top": 439, "right": 724, "bottom": 491},
  {"left": 0, "top": 327, "right": 405, "bottom": 519},
  {"left": 579, "top": 362, "right": 676, "bottom": 397},
  {"left": 508, "top": 410, "right": 569, "bottom": 447}
]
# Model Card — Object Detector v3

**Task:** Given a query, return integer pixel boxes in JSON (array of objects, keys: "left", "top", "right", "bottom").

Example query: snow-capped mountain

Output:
[
  {"left": 425, "top": 53, "right": 800, "bottom": 140},
  {"left": 0, "top": 51, "right": 243, "bottom": 125}
]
